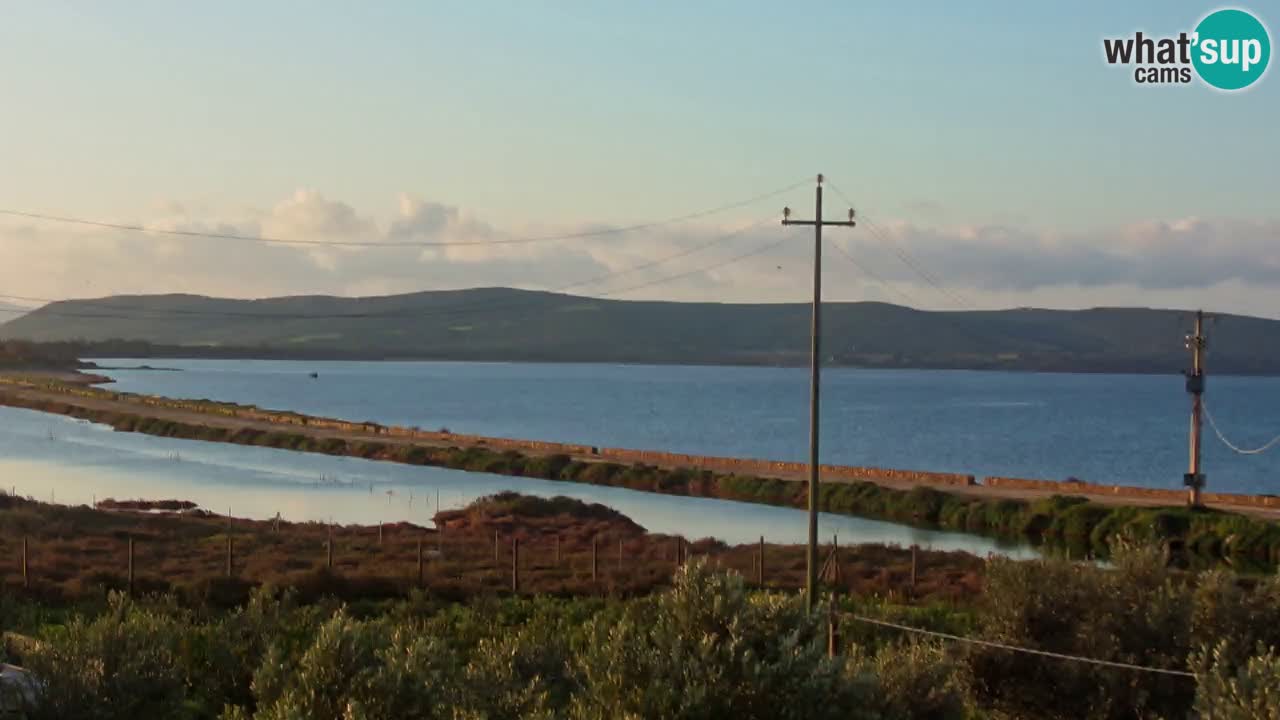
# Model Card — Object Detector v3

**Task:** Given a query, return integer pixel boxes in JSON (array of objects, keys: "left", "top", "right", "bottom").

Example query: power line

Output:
[
  {"left": 596, "top": 232, "right": 788, "bottom": 298},
  {"left": 862, "top": 215, "right": 976, "bottom": 310},
  {"left": 0, "top": 218, "right": 772, "bottom": 322},
  {"left": 1203, "top": 403, "right": 1280, "bottom": 456},
  {"left": 826, "top": 181, "right": 976, "bottom": 310},
  {"left": 0, "top": 221, "right": 782, "bottom": 326},
  {"left": 827, "top": 238, "right": 924, "bottom": 308},
  {"left": 0, "top": 179, "right": 808, "bottom": 249},
  {"left": 847, "top": 614, "right": 1198, "bottom": 679}
]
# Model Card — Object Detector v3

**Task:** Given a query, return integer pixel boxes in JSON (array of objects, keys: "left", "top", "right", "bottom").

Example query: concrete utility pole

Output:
[
  {"left": 782, "top": 174, "right": 856, "bottom": 611},
  {"left": 1185, "top": 309, "right": 1208, "bottom": 506}
]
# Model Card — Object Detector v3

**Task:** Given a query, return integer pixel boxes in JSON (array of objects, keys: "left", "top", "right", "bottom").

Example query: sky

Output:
[{"left": 1, "top": 1, "right": 1278, "bottom": 317}]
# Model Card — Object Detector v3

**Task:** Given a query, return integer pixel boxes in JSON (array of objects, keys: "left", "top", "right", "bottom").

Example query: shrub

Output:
[
  {"left": 19, "top": 593, "right": 191, "bottom": 720},
  {"left": 849, "top": 640, "right": 967, "bottom": 720},
  {"left": 1192, "top": 641, "right": 1280, "bottom": 719},
  {"left": 568, "top": 561, "right": 873, "bottom": 719},
  {"left": 965, "top": 542, "right": 1194, "bottom": 719}
]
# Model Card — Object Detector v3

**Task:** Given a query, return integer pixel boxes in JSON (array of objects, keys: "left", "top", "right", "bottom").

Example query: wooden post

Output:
[
  {"left": 512, "top": 537, "right": 520, "bottom": 593},
  {"left": 910, "top": 545, "right": 919, "bottom": 589},
  {"left": 226, "top": 536, "right": 234, "bottom": 578},
  {"left": 327, "top": 524, "right": 334, "bottom": 570},
  {"left": 494, "top": 530, "right": 500, "bottom": 563},
  {"left": 827, "top": 598, "right": 839, "bottom": 658},
  {"left": 617, "top": 537, "right": 624, "bottom": 568},
  {"left": 21, "top": 536, "right": 29, "bottom": 589},
  {"left": 417, "top": 537, "right": 424, "bottom": 587},
  {"left": 127, "top": 536, "right": 135, "bottom": 596},
  {"left": 554, "top": 535, "right": 561, "bottom": 565},
  {"left": 591, "top": 536, "right": 598, "bottom": 583},
  {"left": 758, "top": 535, "right": 765, "bottom": 586}
]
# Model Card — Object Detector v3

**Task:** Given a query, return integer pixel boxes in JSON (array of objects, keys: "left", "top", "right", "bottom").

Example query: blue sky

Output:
[{"left": 1, "top": 1, "right": 1278, "bottom": 315}]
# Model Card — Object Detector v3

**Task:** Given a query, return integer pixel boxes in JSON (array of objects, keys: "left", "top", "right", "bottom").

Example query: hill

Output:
[
  {"left": 0, "top": 301, "right": 30, "bottom": 321},
  {"left": 0, "top": 287, "right": 1275, "bottom": 373}
]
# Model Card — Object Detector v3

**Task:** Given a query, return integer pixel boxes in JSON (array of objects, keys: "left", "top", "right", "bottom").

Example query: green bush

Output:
[
  {"left": 568, "top": 561, "right": 873, "bottom": 720},
  {"left": 19, "top": 593, "right": 191, "bottom": 720},
  {"left": 849, "top": 640, "right": 966, "bottom": 720},
  {"left": 1192, "top": 641, "right": 1280, "bottom": 719}
]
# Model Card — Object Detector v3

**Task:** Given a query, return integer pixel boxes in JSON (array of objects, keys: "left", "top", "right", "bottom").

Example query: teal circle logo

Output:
[{"left": 1192, "top": 9, "right": 1271, "bottom": 90}]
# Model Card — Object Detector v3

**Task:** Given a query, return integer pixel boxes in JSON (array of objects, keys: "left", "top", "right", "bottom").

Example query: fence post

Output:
[
  {"left": 554, "top": 534, "right": 561, "bottom": 565},
  {"left": 22, "top": 536, "right": 29, "bottom": 589},
  {"left": 378, "top": 523, "right": 384, "bottom": 546},
  {"left": 910, "top": 545, "right": 919, "bottom": 589},
  {"left": 512, "top": 537, "right": 520, "bottom": 593},
  {"left": 417, "top": 536, "right": 425, "bottom": 587},
  {"left": 127, "top": 536, "right": 135, "bottom": 596},
  {"left": 226, "top": 536, "right": 234, "bottom": 578},
  {"left": 494, "top": 530, "right": 500, "bottom": 563},
  {"left": 591, "top": 536, "right": 598, "bottom": 584},
  {"left": 758, "top": 535, "right": 765, "bottom": 586},
  {"left": 327, "top": 524, "right": 334, "bottom": 570},
  {"left": 618, "top": 537, "right": 623, "bottom": 568},
  {"left": 827, "top": 597, "right": 839, "bottom": 658}
]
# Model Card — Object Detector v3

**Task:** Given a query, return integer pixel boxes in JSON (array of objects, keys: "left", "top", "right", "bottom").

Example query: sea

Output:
[{"left": 2, "top": 359, "right": 1277, "bottom": 552}]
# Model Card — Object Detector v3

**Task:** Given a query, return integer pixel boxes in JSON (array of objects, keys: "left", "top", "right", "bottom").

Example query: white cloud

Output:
[{"left": 3, "top": 189, "right": 1280, "bottom": 319}]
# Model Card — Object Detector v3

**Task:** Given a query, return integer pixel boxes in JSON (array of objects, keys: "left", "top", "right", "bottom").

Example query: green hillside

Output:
[{"left": 0, "top": 288, "right": 1274, "bottom": 373}]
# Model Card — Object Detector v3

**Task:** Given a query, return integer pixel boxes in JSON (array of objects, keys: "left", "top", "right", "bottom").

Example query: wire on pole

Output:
[
  {"left": 1202, "top": 403, "right": 1280, "bottom": 455},
  {"left": 0, "top": 178, "right": 809, "bottom": 249},
  {"left": 847, "top": 614, "right": 1198, "bottom": 679}
]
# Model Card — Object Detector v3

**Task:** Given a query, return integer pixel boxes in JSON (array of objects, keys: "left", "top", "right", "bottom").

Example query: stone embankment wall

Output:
[
  {"left": 983, "top": 476, "right": 1280, "bottom": 508},
  {"left": 593, "top": 447, "right": 976, "bottom": 486}
]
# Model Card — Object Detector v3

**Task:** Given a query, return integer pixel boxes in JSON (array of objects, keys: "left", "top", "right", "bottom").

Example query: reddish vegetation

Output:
[
  {"left": 434, "top": 492, "right": 647, "bottom": 539},
  {"left": 95, "top": 498, "right": 199, "bottom": 512},
  {"left": 0, "top": 492, "right": 984, "bottom": 605}
]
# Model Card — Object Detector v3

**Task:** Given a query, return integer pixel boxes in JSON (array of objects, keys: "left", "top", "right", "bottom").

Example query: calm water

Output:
[
  {"left": 92, "top": 359, "right": 1280, "bottom": 494},
  {"left": 0, "top": 405, "right": 1031, "bottom": 555}
]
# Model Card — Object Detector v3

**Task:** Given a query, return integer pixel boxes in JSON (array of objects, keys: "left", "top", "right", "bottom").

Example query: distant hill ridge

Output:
[{"left": 2, "top": 287, "right": 1277, "bottom": 374}]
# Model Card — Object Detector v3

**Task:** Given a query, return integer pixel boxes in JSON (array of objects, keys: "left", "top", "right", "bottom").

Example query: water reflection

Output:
[{"left": 0, "top": 407, "right": 1035, "bottom": 557}]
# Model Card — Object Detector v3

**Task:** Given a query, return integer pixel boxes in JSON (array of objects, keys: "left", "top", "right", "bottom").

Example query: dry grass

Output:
[{"left": 0, "top": 492, "right": 984, "bottom": 607}]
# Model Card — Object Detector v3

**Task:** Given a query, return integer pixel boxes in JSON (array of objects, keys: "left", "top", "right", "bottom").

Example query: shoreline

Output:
[
  {"left": 7, "top": 368, "right": 1280, "bottom": 515},
  {"left": 77, "top": 353, "right": 1280, "bottom": 378},
  {"left": 2, "top": 370, "right": 1279, "bottom": 567}
]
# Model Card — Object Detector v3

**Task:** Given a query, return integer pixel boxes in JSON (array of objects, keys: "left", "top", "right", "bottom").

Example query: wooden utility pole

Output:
[
  {"left": 782, "top": 173, "right": 856, "bottom": 611},
  {"left": 21, "top": 537, "right": 29, "bottom": 589},
  {"left": 1185, "top": 310, "right": 1208, "bottom": 507}
]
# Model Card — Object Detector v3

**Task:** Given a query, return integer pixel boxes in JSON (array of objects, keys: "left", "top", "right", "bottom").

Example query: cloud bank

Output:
[{"left": 2, "top": 189, "right": 1279, "bottom": 318}]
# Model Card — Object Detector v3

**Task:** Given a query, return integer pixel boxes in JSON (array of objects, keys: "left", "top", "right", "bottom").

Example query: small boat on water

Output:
[{"left": 309, "top": 372, "right": 319, "bottom": 379}]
